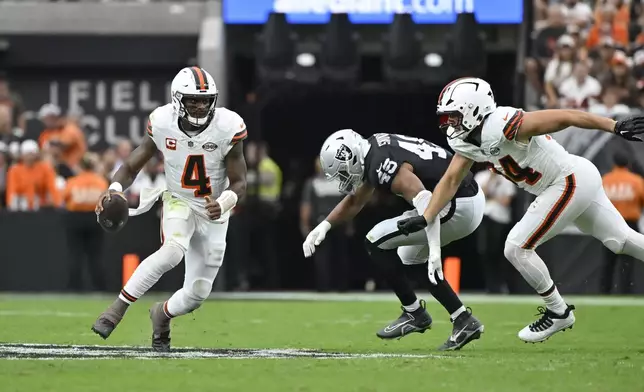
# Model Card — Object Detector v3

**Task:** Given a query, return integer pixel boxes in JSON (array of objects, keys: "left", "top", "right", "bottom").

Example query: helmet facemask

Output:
[
  {"left": 175, "top": 92, "right": 218, "bottom": 128},
  {"left": 438, "top": 111, "right": 468, "bottom": 139}
]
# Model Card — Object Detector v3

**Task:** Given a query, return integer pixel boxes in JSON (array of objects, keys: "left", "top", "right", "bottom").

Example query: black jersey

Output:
[{"left": 363, "top": 133, "right": 478, "bottom": 199}]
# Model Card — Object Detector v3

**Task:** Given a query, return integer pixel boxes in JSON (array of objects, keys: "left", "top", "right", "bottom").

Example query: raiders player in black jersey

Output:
[{"left": 303, "top": 129, "right": 485, "bottom": 351}]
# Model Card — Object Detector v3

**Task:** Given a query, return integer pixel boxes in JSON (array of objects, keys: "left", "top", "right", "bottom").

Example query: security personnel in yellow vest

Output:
[{"left": 245, "top": 141, "right": 282, "bottom": 288}]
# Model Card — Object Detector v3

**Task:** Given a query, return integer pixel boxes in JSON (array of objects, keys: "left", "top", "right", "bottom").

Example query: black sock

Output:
[
  {"left": 365, "top": 239, "right": 417, "bottom": 307},
  {"left": 426, "top": 271, "right": 464, "bottom": 315}
]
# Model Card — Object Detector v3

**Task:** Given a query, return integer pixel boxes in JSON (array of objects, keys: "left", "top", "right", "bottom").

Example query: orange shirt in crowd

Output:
[
  {"left": 64, "top": 171, "right": 108, "bottom": 212},
  {"left": 586, "top": 24, "right": 629, "bottom": 49},
  {"left": 6, "top": 160, "right": 61, "bottom": 210},
  {"left": 594, "top": 5, "right": 630, "bottom": 27},
  {"left": 39, "top": 121, "right": 87, "bottom": 170},
  {"left": 602, "top": 167, "right": 644, "bottom": 221}
]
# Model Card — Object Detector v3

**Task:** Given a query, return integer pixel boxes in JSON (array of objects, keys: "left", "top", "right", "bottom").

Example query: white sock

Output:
[
  {"left": 541, "top": 285, "right": 567, "bottom": 315},
  {"left": 450, "top": 306, "right": 466, "bottom": 321},
  {"left": 403, "top": 299, "right": 421, "bottom": 312},
  {"left": 119, "top": 245, "right": 184, "bottom": 302}
]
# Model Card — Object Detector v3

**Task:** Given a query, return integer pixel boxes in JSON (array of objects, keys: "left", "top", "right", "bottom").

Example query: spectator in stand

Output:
[
  {"left": 63, "top": 153, "right": 108, "bottom": 292},
  {"left": 601, "top": 152, "right": 644, "bottom": 294},
  {"left": 544, "top": 35, "right": 579, "bottom": 108},
  {"left": 562, "top": 0, "right": 595, "bottom": 28},
  {"left": 526, "top": 4, "right": 568, "bottom": 100},
  {"left": 632, "top": 50, "right": 644, "bottom": 81},
  {"left": 586, "top": 4, "right": 630, "bottom": 49},
  {"left": 6, "top": 139, "right": 61, "bottom": 211},
  {"left": 599, "top": 50, "right": 638, "bottom": 105},
  {"left": 474, "top": 170, "right": 517, "bottom": 294},
  {"left": 0, "top": 73, "right": 26, "bottom": 134},
  {"left": 558, "top": 61, "right": 602, "bottom": 109},
  {"left": 38, "top": 103, "right": 87, "bottom": 173},
  {"left": 589, "top": 86, "right": 632, "bottom": 115},
  {"left": 0, "top": 100, "right": 21, "bottom": 157},
  {"left": 590, "top": 37, "right": 617, "bottom": 80}
]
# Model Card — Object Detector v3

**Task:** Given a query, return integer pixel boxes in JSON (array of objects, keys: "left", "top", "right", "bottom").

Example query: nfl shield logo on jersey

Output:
[
  {"left": 335, "top": 144, "right": 353, "bottom": 161},
  {"left": 202, "top": 142, "right": 217, "bottom": 152}
]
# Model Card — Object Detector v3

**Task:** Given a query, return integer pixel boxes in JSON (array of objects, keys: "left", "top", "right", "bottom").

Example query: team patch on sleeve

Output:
[
  {"left": 231, "top": 125, "right": 247, "bottom": 145},
  {"left": 502, "top": 110, "right": 524, "bottom": 141}
]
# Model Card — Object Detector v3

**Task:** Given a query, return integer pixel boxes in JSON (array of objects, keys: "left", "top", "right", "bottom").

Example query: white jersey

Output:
[
  {"left": 448, "top": 106, "right": 575, "bottom": 195},
  {"left": 147, "top": 104, "right": 247, "bottom": 221}
]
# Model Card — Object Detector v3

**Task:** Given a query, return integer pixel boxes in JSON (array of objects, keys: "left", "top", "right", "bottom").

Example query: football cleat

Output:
[
  {"left": 438, "top": 308, "right": 484, "bottom": 351},
  {"left": 376, "top": 299, "right": 432, "bottom": 340},
  {"left": 518, "top": 304, "right": 575, "bottom": 343},
  {"left": 91, "top": 309, "right": 124, "bottom": 340},
  {"left": 150, "top": 302, "right": 172, "bottom": 352}
]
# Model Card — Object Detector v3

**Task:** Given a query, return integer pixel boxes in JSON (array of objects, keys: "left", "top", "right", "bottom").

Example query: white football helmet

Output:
[
  {"left": 436, "top": 77, "right": 496, "bottom": 139},
  {"left": 171, "top": 66, "right": 218, "bottom": 128},
  {"left": 319, "top": 129, "right": 369, "bottom": 195}
]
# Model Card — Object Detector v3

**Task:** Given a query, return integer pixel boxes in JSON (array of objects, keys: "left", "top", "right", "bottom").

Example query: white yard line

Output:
[
  {"left": 1, "top": 292, "right": 643, "bottom": 306},
  {"left": 0, "top": 343, "right": 455, "bottom": 360}
]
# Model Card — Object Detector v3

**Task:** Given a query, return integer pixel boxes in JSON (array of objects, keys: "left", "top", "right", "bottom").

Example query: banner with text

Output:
[
  {"left": 223, "top": 0, "right": 523, "bottom": 24},
  {"left": 12, "top": 72, "right": 172, "bottom": 149}
]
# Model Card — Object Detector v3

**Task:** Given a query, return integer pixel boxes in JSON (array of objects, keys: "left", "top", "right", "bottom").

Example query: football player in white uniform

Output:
[
  {"left": 397, "top": 77, "right": 644, "bottom": 343},
  {"left": 91, "top": 67, "right": 247, "bottom": 351}
]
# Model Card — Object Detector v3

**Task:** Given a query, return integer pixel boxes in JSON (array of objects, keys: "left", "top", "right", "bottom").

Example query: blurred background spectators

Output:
[{"left": 1, "top": 0, "right": 644, "bottom": 295}]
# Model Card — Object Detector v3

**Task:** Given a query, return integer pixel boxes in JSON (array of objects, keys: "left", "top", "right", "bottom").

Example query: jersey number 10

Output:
[{"left": 181, "top": 155, "right": 212, "bottom": 197}]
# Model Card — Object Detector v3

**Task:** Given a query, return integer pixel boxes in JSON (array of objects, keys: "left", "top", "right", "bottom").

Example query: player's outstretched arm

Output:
[
  {"left": 516, "top": 109, "right": 619, "bottom": 142},
  {"left": 325, "top": 183, "right": 375, "bottom": 226},
  {"left": 423, "top": 153, "right": 473, "bottom": 223},
  {"left": 302, "top": 183, "right": 374, "bottom": 258}
]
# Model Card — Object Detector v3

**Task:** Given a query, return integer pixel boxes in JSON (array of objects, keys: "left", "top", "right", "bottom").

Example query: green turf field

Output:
[{"left": 1, "top": 293, "right": 643, "bottom": 392}]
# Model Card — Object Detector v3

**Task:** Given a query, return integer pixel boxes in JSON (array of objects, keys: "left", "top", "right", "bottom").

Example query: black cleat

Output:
[
  {"left": 377, "top": 299, "right": 433, "bottom": 340},
  {"left": 438, "top": 308, "right": 484, "bottom": 351},
  {"left": 152, "top": 331, "right": 171, "bottom": 353}
]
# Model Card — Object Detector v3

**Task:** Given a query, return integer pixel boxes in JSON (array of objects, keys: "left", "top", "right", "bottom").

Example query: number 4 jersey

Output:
[
  {"left": 363, "top": 133, "right": 479, "bottom": 198},
  {"left": 146, "top": 103, "right": 247, "bottom": 221},
  {"left": 447, "top": 106, "right": 576, "bottom": 196}
]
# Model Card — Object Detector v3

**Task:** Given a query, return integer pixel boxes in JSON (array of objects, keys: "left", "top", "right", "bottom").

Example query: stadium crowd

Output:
[{"left": 527, "top": 0, "right": 644, "bottom": 114}]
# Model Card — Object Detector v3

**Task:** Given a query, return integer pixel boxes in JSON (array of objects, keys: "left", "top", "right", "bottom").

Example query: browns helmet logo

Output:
[{"left": 335, "top": 144, "right": 353, "bottom": 161}]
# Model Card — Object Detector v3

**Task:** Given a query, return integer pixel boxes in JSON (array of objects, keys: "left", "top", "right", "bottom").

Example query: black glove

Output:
[
  {"left": 396, "top": 215, "right": 428, "bottom": 235},
  {"left": 614, "top": 116, "right": 644, "bottom": 142}
]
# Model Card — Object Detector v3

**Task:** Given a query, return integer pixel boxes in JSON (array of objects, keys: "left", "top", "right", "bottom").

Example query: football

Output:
[{"left": 97, "top": 192, "right": 129, "bottom": 233}]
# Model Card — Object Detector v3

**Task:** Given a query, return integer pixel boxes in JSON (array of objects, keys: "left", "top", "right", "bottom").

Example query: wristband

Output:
[
  {"left": 215, "top": 190, "right": 238, "bottom": 214},
  {"left": 109, "top": 182, "right": 123, "bottom": 192}
]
